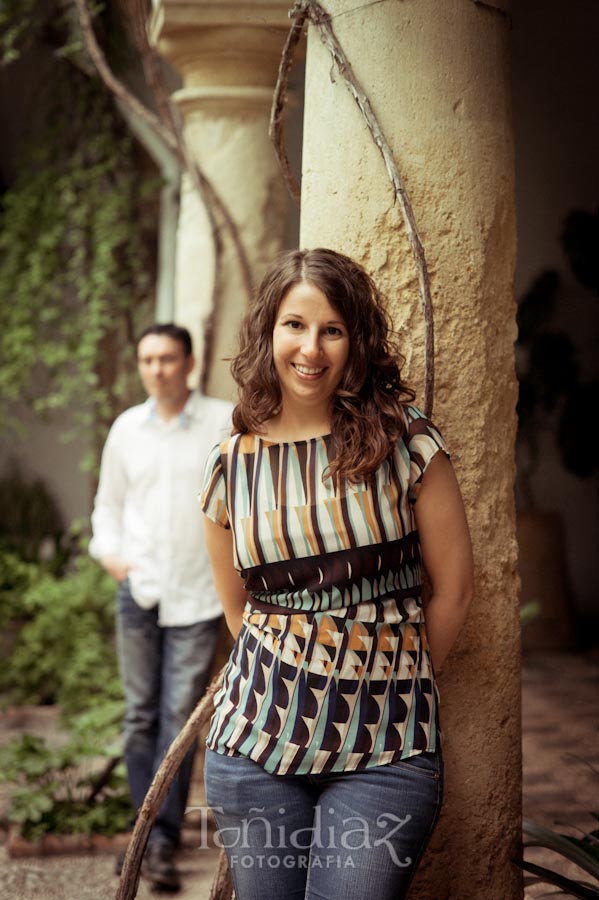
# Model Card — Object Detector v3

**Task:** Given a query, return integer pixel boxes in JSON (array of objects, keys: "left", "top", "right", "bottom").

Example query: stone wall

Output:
[{"left": 300, "top": 1, "right": 522, "bottom": 896}]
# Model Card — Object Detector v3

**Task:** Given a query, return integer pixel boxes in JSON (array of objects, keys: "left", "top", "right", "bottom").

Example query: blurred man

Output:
[{"left": 90, "top": 323, "right": 231, "bottom": 892}]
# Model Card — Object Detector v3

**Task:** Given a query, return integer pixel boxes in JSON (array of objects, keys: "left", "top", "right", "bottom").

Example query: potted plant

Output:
[{"left": 515, "top": 209, "right": 598, "bottom": 651}]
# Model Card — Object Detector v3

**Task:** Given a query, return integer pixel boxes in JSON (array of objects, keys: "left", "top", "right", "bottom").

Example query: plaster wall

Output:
[
  {"left": 0, "top": 413, "right": 91, "bottom": 525},
  {"left": 300, "top": 1, "right": 521, "bottom": 896}
]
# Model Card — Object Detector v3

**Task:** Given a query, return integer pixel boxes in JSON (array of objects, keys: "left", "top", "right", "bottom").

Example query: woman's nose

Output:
[{"left": 301, "top": 331, "right": 322, "bottom": 357}]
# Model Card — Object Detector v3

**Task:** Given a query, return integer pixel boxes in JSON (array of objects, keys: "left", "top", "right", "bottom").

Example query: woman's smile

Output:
[{"left": 292, "top": 363, "right": 327, "bottom": 377}]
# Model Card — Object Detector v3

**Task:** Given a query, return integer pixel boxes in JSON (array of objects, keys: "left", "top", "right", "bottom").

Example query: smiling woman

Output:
[
  {"left": 271, "top": 281, "right": 350, "bottom": 437},
  {"left": 200, "top": 248, "right": 474, "bottom": 900}
]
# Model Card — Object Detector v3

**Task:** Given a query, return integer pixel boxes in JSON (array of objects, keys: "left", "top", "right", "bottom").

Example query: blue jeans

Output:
[
  {"left": 204, "top": 747, "right": 443, "bottom": 900},
  {"left": 116, "top": 580, "right": 221, "bottom": 847}
]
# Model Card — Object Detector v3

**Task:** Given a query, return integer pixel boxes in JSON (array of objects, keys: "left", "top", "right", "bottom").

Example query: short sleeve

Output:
[
  {"left": 406, "top": 407, "right": 450, "bottom": 503},
  {"left": 200, "top": 443, "right": 230, "bottom": 529}
]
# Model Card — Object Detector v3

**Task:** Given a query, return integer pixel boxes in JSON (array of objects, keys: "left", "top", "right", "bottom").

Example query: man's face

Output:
[{"left": 137, "top": 334, "right": 194, "bottom": 405}]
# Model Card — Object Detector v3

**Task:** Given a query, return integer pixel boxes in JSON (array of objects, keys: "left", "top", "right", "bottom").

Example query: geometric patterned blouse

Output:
[{"left": 200, "top": 405, "right": 448, "bottom": 776}]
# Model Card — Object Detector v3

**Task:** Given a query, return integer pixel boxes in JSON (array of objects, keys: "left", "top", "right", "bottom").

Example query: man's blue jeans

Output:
[
  {"left": 205, "top": 746, "right": 443, "bottom": 900},
  {"left": 116, "top": 581, "right": 221, "bottom": 847}
]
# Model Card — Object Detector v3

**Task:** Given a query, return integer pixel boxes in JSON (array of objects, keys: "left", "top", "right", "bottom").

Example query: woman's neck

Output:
[{"left": 262, "top": 408, "right": 332, "bottom": 443}]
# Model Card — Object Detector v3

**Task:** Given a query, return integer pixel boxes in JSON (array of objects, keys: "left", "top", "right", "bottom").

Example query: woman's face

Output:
[{"left": 272, "top": 281, "right": 350, "bottom": 418}]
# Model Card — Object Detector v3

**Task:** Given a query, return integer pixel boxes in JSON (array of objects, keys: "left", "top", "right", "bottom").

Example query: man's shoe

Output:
[{"left": 142, "top": 841, "right": 181, "bottom": 892}]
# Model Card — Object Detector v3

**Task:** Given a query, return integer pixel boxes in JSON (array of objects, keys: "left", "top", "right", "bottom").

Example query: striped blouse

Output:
[{"left": 200, "top": 405, "right": 448, "bottom": 776}]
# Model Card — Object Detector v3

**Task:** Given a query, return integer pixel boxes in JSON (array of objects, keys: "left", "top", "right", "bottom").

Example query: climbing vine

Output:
[{"left": 0, "top": 63, "right": 159, "bottom": 468}]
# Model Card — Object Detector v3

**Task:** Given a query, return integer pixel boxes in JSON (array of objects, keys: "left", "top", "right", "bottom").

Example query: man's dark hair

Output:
[{"left": 136, "top": 323, "right": 193, "bottom": 357}]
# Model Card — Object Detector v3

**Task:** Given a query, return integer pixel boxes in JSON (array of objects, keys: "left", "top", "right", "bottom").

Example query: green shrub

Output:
[
  {"left": 0, "top": 732, "right": 131, "bottom": 841},
  {"left": 0, "top": 544, "right": 131, "bottom": 839},
  {"left": 0, "top": 548, "right": 41, "bottom": 630},
  {"left": 0, "top": 549, "right": 122, "bottom": 715}
]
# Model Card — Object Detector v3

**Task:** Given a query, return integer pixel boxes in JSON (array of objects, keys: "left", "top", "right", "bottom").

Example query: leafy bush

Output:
[
  {"left": 0, "top": 732, "right": 131, "bottom": 841},
  {"left": 0, "top": 549, "right": 122, "bottom": 716},
  {"left": 0, "top": 460, "right": 65, "bottom": 563},
  {"left": 0, "top": 548, "right": 41, "bottom": 630},
  {"left": 0, "top": 541, "right": 130, "bottom": 839}
]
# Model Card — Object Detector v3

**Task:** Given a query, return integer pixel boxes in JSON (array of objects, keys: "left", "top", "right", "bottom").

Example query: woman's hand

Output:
[
  {"left": 203, "top": 517, "right": 249, "bottom": 638},
  {"left": 414, "top": 451, "right": 475, "bottom": 672}
]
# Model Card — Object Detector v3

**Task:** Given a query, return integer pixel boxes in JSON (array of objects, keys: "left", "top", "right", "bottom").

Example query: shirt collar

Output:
[{"left": 142, "top": 391, "right": 203, "bottom": 429}]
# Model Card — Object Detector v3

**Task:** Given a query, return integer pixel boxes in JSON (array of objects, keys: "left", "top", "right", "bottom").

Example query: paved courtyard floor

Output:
[{"left": 0, "top": 650, "right": 597, "bottom": 899}]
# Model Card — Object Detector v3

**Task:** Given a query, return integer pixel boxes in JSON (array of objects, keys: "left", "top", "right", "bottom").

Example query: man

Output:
[{"left": 90, "top": 323, "right": 232, "bottom": 892}]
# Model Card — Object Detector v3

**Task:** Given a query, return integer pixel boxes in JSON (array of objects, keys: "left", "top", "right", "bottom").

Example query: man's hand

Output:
[{"left": 102, "top": 555, "right": 132, "bottom": 582}]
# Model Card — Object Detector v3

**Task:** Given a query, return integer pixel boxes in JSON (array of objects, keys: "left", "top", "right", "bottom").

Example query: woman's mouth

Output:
[{"left": 292, "top": 364, "right": 326, "bottom": 376}]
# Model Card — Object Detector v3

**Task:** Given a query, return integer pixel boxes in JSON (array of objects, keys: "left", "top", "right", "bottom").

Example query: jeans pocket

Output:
[{"left": 387, "top": 750, "right": 442, "bottom": 781}]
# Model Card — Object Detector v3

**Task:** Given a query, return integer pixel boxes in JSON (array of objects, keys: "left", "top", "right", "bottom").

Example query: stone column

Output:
[
  {"left": 300, "top": 2, "right": 521, "bottom": 898},
  {"left": 150, "top": 1, "right": 294, "bottom": 398}
]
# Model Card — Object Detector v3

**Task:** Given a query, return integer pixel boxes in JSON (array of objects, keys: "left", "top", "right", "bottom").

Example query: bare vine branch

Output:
[
  {"left": 124, "top": 0, "right": 181, "bottom": 138},
  {"left": 272, "top": 0, "right": 435, "bottom": 415},
  {"left": 122, "top": 0, "right": 255, "bottom": 339},
  {"left": 209, "top": 847, "right": 234, "bottom": 900},
  {"left": 269, "top": 9, "right": 307, "bottom": 201},
  {"left": 75, "top": 0, "right": 254, "bottom": 391},
  {"left": 74, "top": 0, "right": 179, "bottom": 156},
  {"left": 115, "top": 668, "right": 225, "bottom": 900}
]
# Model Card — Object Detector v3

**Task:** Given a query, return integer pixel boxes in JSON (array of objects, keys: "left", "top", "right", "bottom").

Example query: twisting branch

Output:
[
  {"left": 124, "top": 0, "right": 181, "bottom": 138},
  {"left": 121, "top": 0, "right": 254, "bottom": 326},
  {"left": 116, "top": 668, "right": 225, "bottom": 900},
  {"left": 74, "top": 0, "right": 254, "bottom": 391},
  {"left": 74, "top": 0, "right": 179, "bottom": 156},
  {"left": 209, "top": 847, "right": 234, "bottom": 900},
  {"left": 269, "top": 8, "right": 307, "bottom": 201},
  {"left": 271, "top": 0, "right": 435, "bottom": 415}
]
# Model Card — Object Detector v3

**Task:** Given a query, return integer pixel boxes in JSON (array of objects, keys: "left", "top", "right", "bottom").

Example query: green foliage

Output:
[
  {"left": 0, "top": 549, "right": 122, "bottom": 715},
  {"left": 514, "top": 814, "right": 599, "bottom": 899},
  {"left": 0, "top": 537, "right": 131, "bottom": 840},
  {"left": 0, "top": 459, "right": 65, "bottom": 562},
  {"left": 0, "top": 0, "right": 131, "bottom": 71},
  {"left": 519, "top": 600, "right": 541, "bottom": 630},
  {"left": 0, "top": 0, "right": 42, "bottom": 65},
  {"left": 0, "top": 549, "right": 40, "bottom": 630},
  {"left": 0, "top": 733, "right": 131, "bottom": 841},
  {"left": 0, "top": 63, "right": 158, "bottom": 470}
]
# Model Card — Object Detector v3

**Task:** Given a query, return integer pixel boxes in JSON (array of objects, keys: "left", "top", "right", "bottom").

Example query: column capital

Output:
[
  {"left": 150, "top": 0, "right": 293, "bottom": 32},
  {"left": 149, "top": 1, "right": 294, "bottom": 88}
]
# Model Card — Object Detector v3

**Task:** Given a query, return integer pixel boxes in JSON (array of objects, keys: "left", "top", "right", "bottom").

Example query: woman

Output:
[{"left": 200, "top": 248, "right": 474, "bottom": 900}]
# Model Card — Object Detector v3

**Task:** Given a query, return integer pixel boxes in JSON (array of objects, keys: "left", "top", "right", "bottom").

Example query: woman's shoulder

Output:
[
  {"left": 394, "top": 405, "right": 447, "bottom": 457},
  {"left": 401, "top": 403, "right": 427, "bottom": 423},
  {"left": 397, "top": 403, "right": 430, "bottom": 436},
  {"left": 215, "top": 431, "right": 258, "bottom": 458}
]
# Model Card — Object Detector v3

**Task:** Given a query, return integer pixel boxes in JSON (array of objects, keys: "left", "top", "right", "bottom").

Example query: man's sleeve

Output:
[{"left": 89, "top": 424, "right": 127, "bottom": 560}]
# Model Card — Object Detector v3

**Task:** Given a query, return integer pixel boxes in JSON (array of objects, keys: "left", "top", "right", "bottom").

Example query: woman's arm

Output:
[
  {"left": 414, "top": 451, "right": 475, "bottom": 672},
  {"left": 203, "top": 516, "right": 249, "bottom": 639}
]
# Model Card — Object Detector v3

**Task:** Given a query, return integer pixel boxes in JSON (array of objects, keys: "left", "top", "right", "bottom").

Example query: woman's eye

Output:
[
  {"left": 285, "top": 320, "right": 302, "bottom": 329},
  {"left": 325, "top": 326, "right": 343, "bottom": 336}
]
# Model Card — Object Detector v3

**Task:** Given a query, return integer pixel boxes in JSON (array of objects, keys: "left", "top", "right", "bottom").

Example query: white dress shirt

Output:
[{"left": 90, "top": 391, "right": 232, "bottom": 626}]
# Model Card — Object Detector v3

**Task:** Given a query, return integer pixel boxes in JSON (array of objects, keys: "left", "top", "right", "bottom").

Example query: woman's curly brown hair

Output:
[{"left": 231, "top": 247, "right": 415, "bottom": 483}]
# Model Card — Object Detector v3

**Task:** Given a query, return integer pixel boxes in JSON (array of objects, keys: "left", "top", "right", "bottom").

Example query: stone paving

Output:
[
  {"left": 520, "top": 650, "right": 599, "bottom": 898},
  {"left": 0, "top": 650, "right": 597, "bottom": 899}
]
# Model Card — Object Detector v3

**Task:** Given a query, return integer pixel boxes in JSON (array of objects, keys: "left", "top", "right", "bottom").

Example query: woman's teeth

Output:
[{"left": 294, "top": 364, "right": 325, "bottom": 375}]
